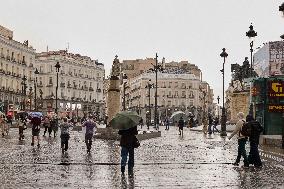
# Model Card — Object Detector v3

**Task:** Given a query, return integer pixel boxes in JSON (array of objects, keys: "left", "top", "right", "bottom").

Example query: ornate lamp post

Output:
[
  {"left": 21, "top": 75, "right": 27, "bottom": 111},
  {"left": 149, "top": 53, "right": 163, "bottom": 130},
  {"left": 246, "top": 23, "right": 257, "bottom": 77},
  {"left": 217, "top": 95, "right": 220, "bottom": 123},
  {"left": 220, "top": 48, "right": 228, "bottom": 136},
  {"left": 34, "top": 68, "right": 39, "bottom": 111},
  {"left": 122, "top": 74, "right": 128, "bottom": 111},
  {"left": 246, "top": 24, "right": 257, "bottom": 117},
  {"left": 145, "top": 79, "right": 154, "bottom": 129},
  {"left": 55, "top": 62, "right": 61, "bottom": 114}
]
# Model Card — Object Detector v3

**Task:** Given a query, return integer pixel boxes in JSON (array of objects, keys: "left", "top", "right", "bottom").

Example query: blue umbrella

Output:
[{"left": 28, "top": 112, "right": 43, "bottom": 118}]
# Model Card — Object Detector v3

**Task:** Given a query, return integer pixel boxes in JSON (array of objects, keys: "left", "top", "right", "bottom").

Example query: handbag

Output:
[{"left": 133, "top": 136, "right": 140, "bottom": 148}]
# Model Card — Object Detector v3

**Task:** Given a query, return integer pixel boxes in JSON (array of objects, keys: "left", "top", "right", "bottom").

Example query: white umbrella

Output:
[{"left": 170, "top": 111, "right": 186, "bottom": 122}]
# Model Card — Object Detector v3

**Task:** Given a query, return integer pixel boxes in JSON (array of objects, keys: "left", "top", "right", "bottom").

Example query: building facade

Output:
[
  {"left": 0, "top": 25, "right": 36, "bottom": 115},
  {"left": 254, "top": 41, "right": 284, "bottom": 77},
  {"left": 35, "top": 50, "right": 105, "bottom": 119},
  {"left": 120, "top": 58, "right": 202, "bottom": 80},
  {"left": 123, "top": 70, "right": 213, "bottom": 124}
]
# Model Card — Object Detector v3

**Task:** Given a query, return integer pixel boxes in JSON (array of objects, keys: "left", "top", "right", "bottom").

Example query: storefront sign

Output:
[
  {"left": 268, "top": 81, "right": 284, "bottom": 97},
  {"left": 268, "top": 104, "right": 284, "bottom": 112}
]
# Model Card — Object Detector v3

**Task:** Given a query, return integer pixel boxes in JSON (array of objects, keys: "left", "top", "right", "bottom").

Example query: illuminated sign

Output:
[
  {"left": 268, "top": 104, "right": 284, "bottom": 112},
  {"left": 268, "top": 81, "right": 284, "bottom": 97}
]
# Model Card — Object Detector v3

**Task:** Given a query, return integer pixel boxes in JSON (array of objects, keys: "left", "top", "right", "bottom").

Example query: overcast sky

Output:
[{"left": 1, "top": 0, "right": 283, "bottom": 104}]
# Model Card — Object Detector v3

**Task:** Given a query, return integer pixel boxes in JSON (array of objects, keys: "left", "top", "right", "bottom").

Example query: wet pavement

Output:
[{"left": 0, "top": 126, "right": 284, "bottom": 189}]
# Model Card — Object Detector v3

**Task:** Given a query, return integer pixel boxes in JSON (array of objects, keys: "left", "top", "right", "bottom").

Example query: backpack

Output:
[{"left": 240, "top": 121, "right": 252, "bottom": 137}]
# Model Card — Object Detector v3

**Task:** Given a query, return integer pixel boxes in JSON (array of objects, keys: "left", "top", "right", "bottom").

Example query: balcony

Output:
[
  {"left": 22, "top": 60, "right": 26, "bottom": 65},
  {"left": 6, "top": 56, "right": 10, "bottom": 61},
  {"left": 37, "top": 83, "right": 43, "bottom": 87},
  {"left": 67, "top": 84, "right": 72, "bottom": 88},
  {"left": 89, "top": 87, "right": 94, "bottom": 91},
  {"left": 167, "top": 95, "right": 173, "bottom": 98},
  {"left": 181, "top": 95, "right": 186, "bottom": 98},
  {"left": 60, "top": 83, "right": 65, "bottom": 87},
  {"left": 73, "top": 85, "right": 78, "bottom": 89},
  {"left": 0, "top": 54, "right": 4, "bottom": 59},
  {"left": 46, "top": 83, "right": 53, "bottom": 87},
  {"left": 96, "top": 88, "right": 101, "bottom": 92}
]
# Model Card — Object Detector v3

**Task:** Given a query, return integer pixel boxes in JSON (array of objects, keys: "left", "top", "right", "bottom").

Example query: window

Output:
[
  {"left": 167, "top": 100, "right": 171, "bottom": 106},
  {"left": 175, "top": 82, "right": 178, "bottom": 88},
  {"left": 169, "top": 82, "right": 172, "bottom": 88},
  {"left": 175, "top": 91, "right": 178, "bottom": 96},
  {"left": 49, "top": 77, "right": 53, "bottom": 84},
  {"left": 181, "top": 83, "right": 186, "bottom": 88},
  {"left": 182, "top": 91, "right": 186, "bottom": 97}
]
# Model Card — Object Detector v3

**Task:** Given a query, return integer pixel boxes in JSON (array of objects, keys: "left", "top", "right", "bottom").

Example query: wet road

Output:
[{"left": 0, "top": 127, "right": 284, "bottom": 189}]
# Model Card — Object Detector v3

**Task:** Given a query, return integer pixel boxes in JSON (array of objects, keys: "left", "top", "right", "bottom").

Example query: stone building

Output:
[
  {"left": 123, "top": 70, "right": 213, "bottom": 123},
  {"left": 120, "top": 58, "right": 202, "bottom": 80},
  {"left": 0, "top": 25, "right": 36, "bottom": 114},
  {"left": 35, "top": 50, "right": 105, "bottom": 118}
]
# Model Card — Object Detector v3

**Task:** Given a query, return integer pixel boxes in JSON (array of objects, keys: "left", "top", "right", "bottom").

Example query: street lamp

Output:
[
  {"left": 246, "top": 23, "right": 257, "bottom": 77},
  {"left": 246, "top": 23, "right": 257, "bottom": 117},
  {"left": 55, "top": 62, "right": 61, "bottom": 114},
  {"left": 34, "top": 68, "right": 39, "bottom": 111},
  {"left": 145, "top": 79, "right": 154, "bottom": 129},
  {"left": 122, "top": 74, "right": 128, "bottom": 111},
  {"left": 220, "top": 48, "right": 228, "bottom": 136},
  {"left": 21, "top": 75, "right": 27, "bottom": 111},
  {"left": 217, "top": 95, "right": 220, "bottom": 123},
  {"left": 149, "top": 53, "right": 163, "bottom": 130}
]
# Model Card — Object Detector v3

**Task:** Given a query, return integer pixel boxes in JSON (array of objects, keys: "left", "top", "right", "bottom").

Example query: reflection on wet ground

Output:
[{"left": 0, "top": 128, "right": 283, "bottom": 188}]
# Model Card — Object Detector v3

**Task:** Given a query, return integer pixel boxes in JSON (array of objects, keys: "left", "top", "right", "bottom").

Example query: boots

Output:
[{"left": 121, "top": 166, "right": 125, "bottom": 174}]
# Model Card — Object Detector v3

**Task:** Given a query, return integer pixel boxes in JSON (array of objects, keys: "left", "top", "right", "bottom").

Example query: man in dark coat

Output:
[
  {"left": 118, "top": 126, "right": 138, "bottom": 174},
  {"left": 178, "top": 117, "right": 184, "bottom": 136},
  {"left": 246, "top": 115, "right": 263, "bottom": 167}
]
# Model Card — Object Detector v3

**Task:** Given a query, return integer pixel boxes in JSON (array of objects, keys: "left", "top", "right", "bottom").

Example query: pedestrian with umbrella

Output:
[
  {"left": 110, "top": 111, "right": 140, "bottom": 175},
  {"left": 31, "top": 116, "right": 41, "bottom": 147}
]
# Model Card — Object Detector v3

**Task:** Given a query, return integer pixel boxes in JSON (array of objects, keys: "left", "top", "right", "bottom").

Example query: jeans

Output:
[
  {"left": 165, "top": 124, "right": 169, "bottom": 130},
  {"left": 235, "top": 138, "right": 249, "bottom": 166},
  {"left": 60, "top": 133, "right": 69, "bottom": 151},
  {"left": 248, "top": 141, "right": 262, "bottom": 167},
  {"left": 85, "top": 133, "right": 93, "bottom": 151},
  {"left": 121, "top": 147, "right": 134, "bottom": 169}
]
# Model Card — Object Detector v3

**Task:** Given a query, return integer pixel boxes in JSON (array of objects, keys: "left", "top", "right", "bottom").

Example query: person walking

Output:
[
  {"left": 139, "top": 118, "right": 143, "bottom": 129},
  {"left": 31, "top": 116, "right": 41, "bottom": 147},
  {"left": 165, "top": 117, "right": 170, "bottom": 130},
  {"left": 50, "top": 116, "right": 58, "bottom": 137},
  {"left": 82, "top": 115, "right": 97, "bottom": 153},
  {"left": 228, "top": 112, "right": 249, "bottom": 168},
  {"left": 118, "top": 126, "right": 138, "bottom": 174},
  {"left": 0, "top": 115, "right": 6, "bottom": 137},
  {"left": 43, "top": 116, "right": 50, "bottom": 137},
  {"left": 208, "top": 114, "right": 213, "bottom": 134},
  {"left": 18, "top": 115, "right": 27, "bottom": 140},
  {"left": 60, "top": 117, "right": 72, "bottom": 153},
  {"left": 178, "top": 117, "right": 184, "bottom": 136},
  {"left": 212, "top": 117, "right": 220, "bottom": 133},
  {"left": 246, "top": 115, "right": 263, "bottom": 168}
]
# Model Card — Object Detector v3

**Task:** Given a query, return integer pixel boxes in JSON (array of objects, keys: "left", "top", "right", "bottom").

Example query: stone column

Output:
[{"left": 106, "top": 76, "right": 121, "bottom": 126}]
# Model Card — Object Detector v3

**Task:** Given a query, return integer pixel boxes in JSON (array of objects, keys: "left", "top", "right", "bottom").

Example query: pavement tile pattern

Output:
[{"left": 0, "top": 126, "right": 284, "bottom": 189}]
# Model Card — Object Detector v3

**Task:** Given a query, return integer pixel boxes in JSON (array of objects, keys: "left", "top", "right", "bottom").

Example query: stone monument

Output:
[{"left": 106, "top": 55, "right": 121, "bottom": 126}]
